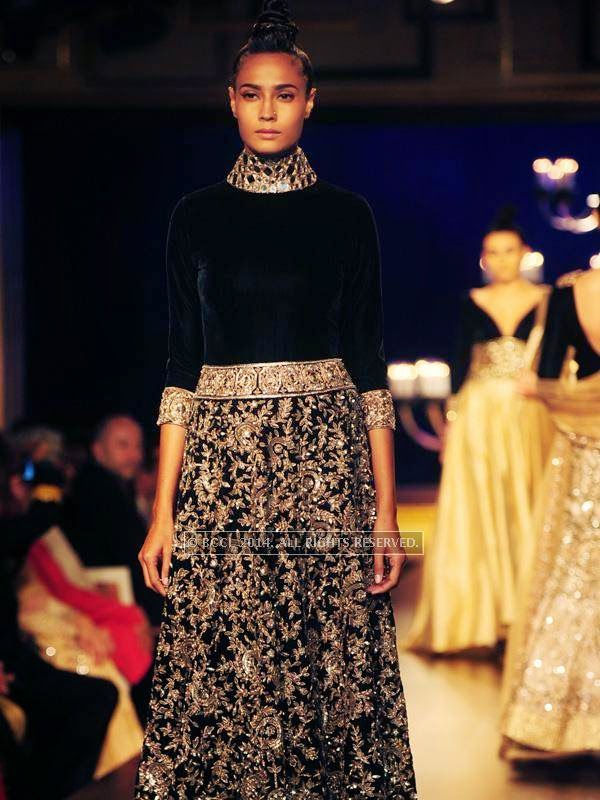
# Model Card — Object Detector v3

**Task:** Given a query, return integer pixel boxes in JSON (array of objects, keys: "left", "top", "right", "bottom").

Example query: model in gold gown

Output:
[
  {"left": 403, "top": 212, "right": 556, "bottom": 654},
  {"left": 500, "top": 269, "right": 600, "bottom": 758}
]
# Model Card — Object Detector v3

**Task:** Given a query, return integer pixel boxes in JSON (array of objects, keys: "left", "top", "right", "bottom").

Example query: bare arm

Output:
[
  {"left": 338, "top": 196, "right": 406, "bottom": 596},
  {"left": 138, "top": 422, "right": 186, "bottom": 597},
  {"left": 138, "top": 194, "right": 204, "bottom": 597},
  {"left": 365, "top": 427, "right": 406, "bottom": 596}
]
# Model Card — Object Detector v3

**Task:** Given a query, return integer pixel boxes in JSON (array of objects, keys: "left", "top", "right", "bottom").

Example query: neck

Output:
[{"left": 227, "top": 143, "right": 317, "bottom": 194}]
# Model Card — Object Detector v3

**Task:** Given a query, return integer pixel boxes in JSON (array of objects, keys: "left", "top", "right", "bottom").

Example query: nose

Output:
[{"left": 259, "top": 98, "right": 276, "bottom": 121}]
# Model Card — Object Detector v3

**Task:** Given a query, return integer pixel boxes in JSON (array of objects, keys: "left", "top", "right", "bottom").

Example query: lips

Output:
[{"left": 256, "top": 129, "right": 281, "bottom": 134}]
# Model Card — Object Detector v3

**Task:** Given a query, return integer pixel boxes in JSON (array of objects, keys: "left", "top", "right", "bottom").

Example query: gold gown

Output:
[
  {"left": 500, "top": 370, "right": 600, "bottom": 754},
  {"left": 403, "top": 299, "right": 556, "bottom": 654}
]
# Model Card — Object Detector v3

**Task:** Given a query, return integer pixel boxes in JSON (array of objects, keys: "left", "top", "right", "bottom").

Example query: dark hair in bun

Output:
[
  {"left": 231, "top": 1, "right": 314, "bottom": 93},
  {"left": 485, "top": 204, "right": 526, "bottom": 243}
]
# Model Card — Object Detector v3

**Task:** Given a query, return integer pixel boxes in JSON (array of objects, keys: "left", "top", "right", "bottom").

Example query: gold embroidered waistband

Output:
[
  {"left": 468, "top": 337, "right": 527, "bottom": 381},
  {"left": 195, "top": 358, "right": 356, "bottom": 399}
]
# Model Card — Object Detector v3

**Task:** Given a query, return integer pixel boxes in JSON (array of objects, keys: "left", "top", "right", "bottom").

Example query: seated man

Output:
[{"left": 62, "top": 414, "right": 163, "bottom": 626}]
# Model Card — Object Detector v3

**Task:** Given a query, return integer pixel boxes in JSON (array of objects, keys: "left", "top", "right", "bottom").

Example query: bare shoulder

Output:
[
  {"left": 470, "top": 285, "right": 488, "bottom": 301},
  {"left": 555, "top": 269, "right": 585, "bottom": 288},
  {"left": 576, "top": 268, "right": 600, "bottom": 290}
]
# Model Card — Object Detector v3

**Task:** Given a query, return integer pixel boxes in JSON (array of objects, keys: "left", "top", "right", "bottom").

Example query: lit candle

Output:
[
  {"left": 415, "top": 359, "right": 451, "bottom": 399},
  {"left": 387, "top": 362, "right": 418, "bottom": 399}
]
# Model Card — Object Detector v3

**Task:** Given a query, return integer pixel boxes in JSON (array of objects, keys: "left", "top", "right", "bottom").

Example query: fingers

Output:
[
  {"left": 138, "top": 550, "right": 152, "bottom": 591},
  {"left": 147, "top": 553, "right": 167, "bottom": 596},
  {"left": 366, "top": 547, "right": 385, "bottom": 593},
  {"left": 367, "top": 548, "right": 407, "bottom": 595},
  {"left": 138, "top": 546, "right": 166, "bottom": 597},
  {"left": 160, "top": 543, "right": 172, "bottom": 589}
]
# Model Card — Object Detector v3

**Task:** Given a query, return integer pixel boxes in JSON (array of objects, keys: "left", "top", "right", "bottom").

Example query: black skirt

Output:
[{"left": 134, "top": 358, "right": 417, "bottom": 799}]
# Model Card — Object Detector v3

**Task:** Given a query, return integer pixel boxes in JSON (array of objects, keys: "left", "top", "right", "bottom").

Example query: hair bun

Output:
[
  {"left": 252, "top": 0, "right": 299, "bottom": 47},
  {"left": 491, "top": 203, "right": 518, "bottom": 230}
]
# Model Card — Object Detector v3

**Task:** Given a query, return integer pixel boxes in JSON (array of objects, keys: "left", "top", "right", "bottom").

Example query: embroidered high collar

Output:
[{"left": 226, "top": 145, "right": 317, "bottom": 193}]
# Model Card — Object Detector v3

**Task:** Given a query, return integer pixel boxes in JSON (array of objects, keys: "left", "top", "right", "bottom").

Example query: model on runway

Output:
[
  {"left": 134, "top": 1, "right": 418, "bottom": 797},
  {"left": 500, "top": 267, "right": 600, "bottom": 760},
  {"left": 403, "top": 208, "right": 555, "bottom": 655}
]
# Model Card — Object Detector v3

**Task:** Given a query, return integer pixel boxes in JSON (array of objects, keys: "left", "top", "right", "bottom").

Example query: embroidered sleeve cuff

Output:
[
  {"left": 359, "top": 388, "right": 396, "bottom": 431},
  {"left": 156, "top": 386, "right": 196, "bottom": 428}
]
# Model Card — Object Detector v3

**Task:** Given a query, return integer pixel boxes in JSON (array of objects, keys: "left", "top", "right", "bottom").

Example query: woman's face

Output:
[
  {"left": 481, "top": 230, "right": 529, "bottom": 283},
  {"left": 228, "top": 52, "right": 316, "bottom": 157}
]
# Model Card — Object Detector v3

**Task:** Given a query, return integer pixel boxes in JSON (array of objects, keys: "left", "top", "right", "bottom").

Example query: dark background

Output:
[
  {"left": 2, "top": 0, "right": 600, "bottom": 483},
  {"left": 5, "top": 106, "right": 600, "bottom": 482}
]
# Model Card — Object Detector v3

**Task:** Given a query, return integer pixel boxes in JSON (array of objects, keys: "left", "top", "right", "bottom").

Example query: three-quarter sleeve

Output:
[
  {"left": 156, "top": 195, "right": 204, "bottom": 428},
  {"left": 537, "top": 286, "right": 571, "bottom": 379},
  {"left": 340, "top": 196, "right": 395, "bottom": 431}
]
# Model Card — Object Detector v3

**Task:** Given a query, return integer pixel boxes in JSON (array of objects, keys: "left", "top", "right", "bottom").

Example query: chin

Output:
[{"left": 247, "top": 138, "right": 296, "bottom": 157}]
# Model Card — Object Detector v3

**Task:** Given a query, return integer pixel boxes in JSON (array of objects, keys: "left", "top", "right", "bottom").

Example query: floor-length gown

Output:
[
  {"left": 500, "top": 278, "right": 600, "bottom": 756},
  {"left": 134, "top": 146, "right": 418, "bottom": 799},
  {"left": 402, "top": 288, "right": 556, "bottom": 654}
]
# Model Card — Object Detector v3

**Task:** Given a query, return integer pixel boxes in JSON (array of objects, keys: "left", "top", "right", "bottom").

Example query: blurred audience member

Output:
[
  {"left": 0, "top": 434, "right": 118, "bottom": 799},
  {"left": 135, "top": 439, "right": 159, "bottom": 525},
  {"left": 62, "top": 414, "right": 163, "bottom": 624}
]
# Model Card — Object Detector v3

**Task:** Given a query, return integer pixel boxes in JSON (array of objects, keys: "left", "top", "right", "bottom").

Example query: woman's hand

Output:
[
  {"left": 138, "top": 513, "right": 174, "bottom": 597},
  {"left": 366, "top": 511, "right": 407, "bottom": 595}
]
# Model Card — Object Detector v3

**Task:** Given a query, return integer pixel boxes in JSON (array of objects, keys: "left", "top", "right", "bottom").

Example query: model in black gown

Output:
[{"left": 134, "top": 3, "right": 418, "bottom": 798}]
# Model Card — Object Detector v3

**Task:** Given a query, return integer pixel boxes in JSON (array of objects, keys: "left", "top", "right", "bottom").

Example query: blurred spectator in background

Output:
[
  {"left": 62, "top": 414, "right": 164, "bottom": 625},
  {"left": 135, "top": 438, "right": 159, "bottom": 525},
  {"left": 0, "top": 433, "right": 118, "bottom": 799}
]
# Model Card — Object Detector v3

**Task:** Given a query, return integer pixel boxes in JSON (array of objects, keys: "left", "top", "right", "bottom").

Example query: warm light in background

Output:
[
  {"left": 388, "top": 360, "right": 451, "bottom": 400},
  {"left": 533, "top": 157, "right": 598, "bottom": 234},
  {"left": 388, "top": 362, "right": 419, "bottom": 399},
  {"left": 533, "top": 158, "right": 553, "bottom": 174},
  {"left": 533, "top": 157, "right": 579, "bottom": 178},
  {"left": 587, "top": 194, "right": 600, "bottom": 209},
  {"left": 521, "top": 251, "right": 544, "bottom": 269},
  {"left": 590, "top": 253, "right": 600, "bottom": 269}
]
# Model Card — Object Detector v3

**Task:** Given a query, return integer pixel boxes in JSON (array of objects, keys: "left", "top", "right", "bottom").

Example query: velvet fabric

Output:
[
  {"left": 162, "top": 179, "right": 389, "bottom": 396},
  {"left": 450, "top": 292, "right": 540, "bottom": 394},
  {"left": 538, "top": 284, "right": 600, "bottom": 379}
]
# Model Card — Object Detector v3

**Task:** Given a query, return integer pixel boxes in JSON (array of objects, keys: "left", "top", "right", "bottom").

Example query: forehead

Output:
[
  {"left": 103, "top": 418, "right": 141, "bottom": 441},
  {"left": 236, "top": 51, "right": 305, "bottom": 86},
  {"left": 482, "top": 230, "right": 522, "bottom": 249}
]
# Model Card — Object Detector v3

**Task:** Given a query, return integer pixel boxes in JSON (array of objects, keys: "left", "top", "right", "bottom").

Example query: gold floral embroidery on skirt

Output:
[{"left": 134, "top": 380, "right": 417, "bottom": 799}]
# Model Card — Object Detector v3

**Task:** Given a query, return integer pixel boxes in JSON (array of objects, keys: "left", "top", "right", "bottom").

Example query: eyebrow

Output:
[{"left": 238, "top": 83, "right": 299, "bottom": 90}]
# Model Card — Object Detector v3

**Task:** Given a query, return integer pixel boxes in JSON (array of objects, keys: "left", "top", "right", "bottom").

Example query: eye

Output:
[
  {"left": 278, "top": 92, "right": 295, "bottom": 101},
  {"left": 241, "top": 92, "right": 258, "bottom": 100}
]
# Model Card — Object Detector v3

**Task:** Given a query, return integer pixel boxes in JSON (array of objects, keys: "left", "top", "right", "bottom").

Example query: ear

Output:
[
  {"left": 227, "top": 85, "right": 237, "bottom": 119},
  {"left": 304, "top": 87, "right": 316, "bottom": 119}
]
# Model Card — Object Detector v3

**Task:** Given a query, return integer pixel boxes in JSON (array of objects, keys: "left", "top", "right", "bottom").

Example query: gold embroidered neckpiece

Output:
[{"left": 226, "top": 145, "right": 317, "bottom": 193}]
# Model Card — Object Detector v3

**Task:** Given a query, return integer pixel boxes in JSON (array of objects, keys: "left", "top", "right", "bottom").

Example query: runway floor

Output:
[{"left": 70, "top": 499, "right": 600, "bottom": 800}]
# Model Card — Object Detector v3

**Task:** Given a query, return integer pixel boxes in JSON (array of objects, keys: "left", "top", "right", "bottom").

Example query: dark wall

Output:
[{"left": 12, "top": 108, "right": 600, "bottom": 482}]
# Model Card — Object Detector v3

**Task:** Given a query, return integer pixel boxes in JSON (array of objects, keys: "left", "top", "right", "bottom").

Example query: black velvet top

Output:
[
  {"left": 162, "top": 179, "right": 388, "bottom": 397},
  {"left": 538, "top": 285, "right": 600, "bottom": 379},
  {"left": 449, "top": 292, "right": 540, "bottom": 394}
]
